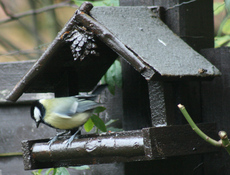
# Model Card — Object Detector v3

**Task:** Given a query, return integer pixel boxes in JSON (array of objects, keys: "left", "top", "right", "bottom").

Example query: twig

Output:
[
  {"left": 0, "top": 49, "right": 44, "bottom": 56},
  {"left": 0, "top": 0, "right": 15, "bottom": 18},
  {"left": 0, "top": 152, "right": 22, "bottom": 157},
  {"left": 166, "top": 0, "right": 196, "bottom": 11},
  {"left": 178, "top": 104, "right": 221, "bottom": 147},
  {"left": 0, "top": 1, "right": 77, "bottom": 25},
  {"left": 218, "top": 131, "right": 230, "bottom": 154},
  {"left": 178, "top": 104, "right": 230, "bottom": 155}
]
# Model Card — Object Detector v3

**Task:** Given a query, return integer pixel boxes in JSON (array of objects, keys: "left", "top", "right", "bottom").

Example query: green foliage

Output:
[
  {"left": 69, "top": 165, "right": 90, "bottom": 170},
  {"left": 32, "top": 167, "right": 69, "bottom": 175},
  {"left": 106, "top": 126, "right": 123, "bottom": 132},
  {"left": 215, "top": 34, "right": 230, "bottom": 47},
  {"left": 32, "top": 166, "right": 90, "bottom": 175},
  {"left": 91, "top": 114, "right": 107, "bottom": 132},
  {"left": 84, "top": 106, "right": 106, "bottom": 132},
  {"left": 32, "top": 169, "right": 43, "bottom": 175},
  {"left": 214, "top": 0, "right": 230, "bottom": 47},
  {"left": 214, "top": 2, "right": 225, "bottom": 15},
  {"left": 93, "top": 106, "right": 106, "bottom": 113},
  {"left": 101, "top": 60, "right": 122, "bottom": 95},
  {"left": 222, "top": 17, "right": 230, "bottom": 34},
  {"left": 105, "top": 119, "right": 123, "bottom": 132},
  {"left": 225, "top": 0, "right": 230, "bottom": 13},
  {"left": 72, "top": 0, "right": 119, "bottom": 6},
  {"left": 84, "top": 118, "right": 94, "bottom": 132}
]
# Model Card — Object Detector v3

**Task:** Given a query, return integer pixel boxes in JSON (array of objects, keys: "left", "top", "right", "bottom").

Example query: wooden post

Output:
[
  {"left": 120, "top": 0, "right": 214, "bottom": 174},
  {"left": 152, "top": 0, "right": 214, "bottom": 51}
]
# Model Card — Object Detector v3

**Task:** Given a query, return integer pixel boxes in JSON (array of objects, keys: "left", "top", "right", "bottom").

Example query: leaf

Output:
[
  {"left": 213, "top": 2, "right": 225, "bottom": 15},
  {"left": 226, "top": 41, "right": 230, "bottom": 46},
  {"left": 106, "top": 62, "right": 116, "bottom": 87},
  {"left": 37, "top": 169, "right": 43, "bottom": 174},
  {"left": 84, "top": 118, "right": 94, "bottom": 132},
  {"left": 225, "top": 0, "right": 230, "bottom": 13},
  {"left": 69, "top": 165, "right": 90, "bottom": 170},
  {"left": 222, "top": 17, "right": 230, "bottom": 34},
  {"left": 72, "top": 0, "right": 119, "bottom": 7},
  {"left": 45, "top": 168, "right": 54, "bottom": 175},
  {"left": 105, "top": 119, "right": 118, "bottom": 126},
  {"left": 215, "top": 35, "right": 230, "bottom": 47},
  {"left": 114, "top": 60, "right": 122, "bottom": 88},
  {"left": 56, "top": 167, "right": 70, "bottom": 175},
  {"left": 100, "top": 75, "right": 106, "bottom": 84},
  {"left": 109, "top": 0, "right": 119, "bottom": 6},
  {"left": 32, "top": 170, "right": 42, "bottom": 175},
  {"left": 93, "top": 106, "right": 106, "bottom": 113},
  {"left": 91, "top": 114, "right": 107, "bottom": 132},
  {"left": 100, "top": 60, "right": 122, "bottom": 95},
  {"left": 106, "top": 127, "right": 123, "bottom": 132}
]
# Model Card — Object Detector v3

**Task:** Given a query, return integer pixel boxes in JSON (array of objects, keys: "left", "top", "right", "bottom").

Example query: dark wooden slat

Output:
[
  {"left": 201, "top": 47, "right": 230, "bottom": 174},
  {"left": 153, "top": 0, "right": 214, "bottom": 51},
  {"left": 21, "top": 124, "right": 217, "bottom": 170},
  {"left": 148, "top": 80, "right": 167, "bottom": 127},
  {"left": 143, "top": 124, "right": 218, "bottom": 158}
]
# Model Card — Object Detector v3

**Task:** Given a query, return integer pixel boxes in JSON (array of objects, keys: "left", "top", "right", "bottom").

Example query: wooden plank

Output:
[
  {"left": 120, "top": 0, "right": 153, "bottom": 5},
  {"left": 144, "top": 124, "right": 218, "bottom": 158},
  {"left": 0, "top": 104, "right": 56, "bottom": 154},
  {"left": 90, "top": 6, "right": 219, "bottom": 78},
  {"left": 201, "top": 47, "right": 230, "bottom": 174},
  {"left": 119, "top": 1, "right": 214, "bottom": 175},
  {"left": 148, "top": 80, "right": 167, "bottom": 127},
  {"left": 164, "top": 81, "right": 202, "bottom": 125},
  {"left": 21, "top": 124, "right": 217, "bottom": 170},
  {"left": 153, "top": 0, "right": 214, "bottom": 51},
  {"left": 0, "top": 60, "right": 34, "bottom": 100}
]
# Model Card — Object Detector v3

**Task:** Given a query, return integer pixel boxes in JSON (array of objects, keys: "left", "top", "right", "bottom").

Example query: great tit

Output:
[{"left": 30, "top": 84, "right": 107, "bottom": 147}]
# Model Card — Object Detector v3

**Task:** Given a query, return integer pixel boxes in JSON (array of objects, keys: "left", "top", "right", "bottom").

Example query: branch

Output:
[
  {"left": 178, "top": 104, "right": 230, "bottom": 155},
  {"left": 0, "top": 0, "right": 15, "bottom": 18},
  {"left": 218, "top": 131, "right": 230, "bottom": 154},
  {"left": 166, "top": 0, "right": 196, "bottom": 11},
  {"left": 0, "top": 1, "right": 77, "bottom": 25}
]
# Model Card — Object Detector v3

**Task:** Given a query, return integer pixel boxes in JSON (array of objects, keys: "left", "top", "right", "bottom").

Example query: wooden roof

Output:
[{"left": 6, "top": 3, "right": 220, "bottom": 101}]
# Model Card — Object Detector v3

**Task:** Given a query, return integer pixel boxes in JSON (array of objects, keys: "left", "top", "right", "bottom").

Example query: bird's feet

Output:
[
  {"left": 48, "top": 130, "right": 69, "bottom": 148},
  {"left": 65, "top": 127, "right": 81, "bottom": 147},
  {"left": 65, "top": 134, "right": 79, "bottom": 147},
  {"left": 48, "top": 135, "right": 59, "bottom": 148}
]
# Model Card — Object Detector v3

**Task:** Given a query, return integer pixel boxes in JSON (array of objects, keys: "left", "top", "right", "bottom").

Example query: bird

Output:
[{"left": 30, "top": 84, "right": 107, "bottom": 147}]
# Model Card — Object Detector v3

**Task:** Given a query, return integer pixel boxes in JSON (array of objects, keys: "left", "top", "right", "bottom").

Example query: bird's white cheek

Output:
[{"left": 34, "top": 107, "right": 41, "bottom": 122}]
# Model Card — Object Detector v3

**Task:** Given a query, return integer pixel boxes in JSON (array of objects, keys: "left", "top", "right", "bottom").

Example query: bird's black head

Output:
[{"left": 30, "top": 100, "right": 46, "bottom": 128}]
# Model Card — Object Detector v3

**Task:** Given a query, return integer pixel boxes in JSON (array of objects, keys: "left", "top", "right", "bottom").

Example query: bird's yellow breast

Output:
[{"left": 44, "top": 112, "right": 92, "bottom": 130}]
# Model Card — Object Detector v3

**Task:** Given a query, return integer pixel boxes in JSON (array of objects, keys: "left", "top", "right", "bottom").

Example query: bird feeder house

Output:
[{"left": 6, "top": 2, "right": 220, "bottom": 170}]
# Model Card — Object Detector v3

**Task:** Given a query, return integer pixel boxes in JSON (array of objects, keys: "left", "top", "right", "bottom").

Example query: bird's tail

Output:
[
  {"left": 75, "top": 84, "right": 107, "bottom": 100},
  {"left": 91, "top": 84, "right": 108, "bottom": 95}
]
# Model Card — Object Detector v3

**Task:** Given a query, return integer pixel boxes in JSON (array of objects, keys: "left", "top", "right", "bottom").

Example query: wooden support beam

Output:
[
  {"left": 21, "top": 124, "right": 218, "bottom": 170},
  {"left": 148, "top": 80, "right": 167, "bottom": 127}
]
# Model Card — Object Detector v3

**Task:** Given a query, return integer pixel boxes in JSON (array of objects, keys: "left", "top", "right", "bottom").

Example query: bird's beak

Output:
[{"left": 36, "top": 121, "right": 40, "bottom": 128}]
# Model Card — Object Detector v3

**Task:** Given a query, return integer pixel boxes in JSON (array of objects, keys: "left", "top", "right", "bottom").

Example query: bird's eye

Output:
[{"left": 34, "top": 107, "right": 41, "bottom": 122}]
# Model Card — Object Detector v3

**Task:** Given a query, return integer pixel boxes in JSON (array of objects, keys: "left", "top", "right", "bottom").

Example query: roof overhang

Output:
[{"left": 6, "top": 3, "right": 221, "bottom": 102}]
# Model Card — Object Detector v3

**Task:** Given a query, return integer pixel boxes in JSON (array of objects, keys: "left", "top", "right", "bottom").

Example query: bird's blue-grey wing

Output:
[{"left": 74, "top": 99, "right": 101, "bottom": 113}]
